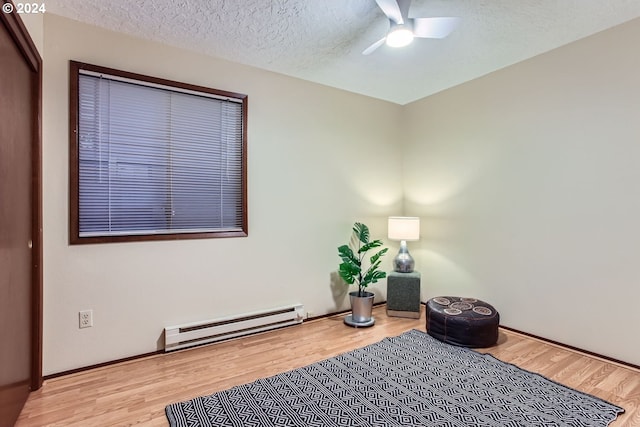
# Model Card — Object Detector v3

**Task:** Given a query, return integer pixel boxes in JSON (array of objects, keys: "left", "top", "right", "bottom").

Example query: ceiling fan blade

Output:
[
  {"left": 375, "top": 0, "right": 404, "bottom": 24},
  {"left": 412, "top": 17, "right": 459, "bottom": 39},
  {"left": 362, "top": 37, "right": 386, "bottom": 55},
  {"left": 396, "top": 0, "right": 412, "bottom": 23}
]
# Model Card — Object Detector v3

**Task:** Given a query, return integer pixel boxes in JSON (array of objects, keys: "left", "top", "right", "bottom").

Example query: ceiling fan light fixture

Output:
[{"left": 386, "top": 25, "right": 414, "bottom": 48}]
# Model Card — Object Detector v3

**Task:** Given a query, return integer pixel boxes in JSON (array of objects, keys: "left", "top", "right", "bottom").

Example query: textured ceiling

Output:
[{"left": 46, "top": 0, "right": 640, "bottom": 105}]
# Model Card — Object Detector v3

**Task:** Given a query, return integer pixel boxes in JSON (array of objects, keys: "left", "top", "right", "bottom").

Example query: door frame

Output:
[{"left": 0, "top": 1, "right": 43, "bottom": 391}]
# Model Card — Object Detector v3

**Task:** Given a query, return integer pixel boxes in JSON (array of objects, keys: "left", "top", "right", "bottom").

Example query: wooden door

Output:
[{"left": 0, "top": 5, "right": 42, "bottom": 426}]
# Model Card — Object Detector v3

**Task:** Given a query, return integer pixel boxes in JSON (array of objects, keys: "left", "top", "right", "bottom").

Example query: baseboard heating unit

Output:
[{"left": 164, "top": 304, "right": 305, "bottom": 352}]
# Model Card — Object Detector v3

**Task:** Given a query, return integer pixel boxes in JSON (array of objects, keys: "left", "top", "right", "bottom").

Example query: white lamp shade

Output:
[{"left": 388, "top": 217, "right": 420, "bottom": 241}]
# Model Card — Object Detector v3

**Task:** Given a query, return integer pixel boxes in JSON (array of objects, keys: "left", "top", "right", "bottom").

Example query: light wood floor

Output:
[{"left": 16, "top": 306, "right": 640, "bottom": 426}]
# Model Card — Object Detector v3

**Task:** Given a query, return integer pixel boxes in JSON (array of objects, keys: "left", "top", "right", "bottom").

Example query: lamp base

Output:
[{"left": 393, "top": 241, "right": 414, "bottom": 273}]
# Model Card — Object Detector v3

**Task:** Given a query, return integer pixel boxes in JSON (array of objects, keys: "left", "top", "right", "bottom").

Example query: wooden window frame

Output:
[{"left": 69, "top": 61, "right": 248, "bottom": 244}]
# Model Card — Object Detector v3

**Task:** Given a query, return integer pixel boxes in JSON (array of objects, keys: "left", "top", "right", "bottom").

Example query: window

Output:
[{"left": 69, "top": 61, "right": 247, "bottom": 244}]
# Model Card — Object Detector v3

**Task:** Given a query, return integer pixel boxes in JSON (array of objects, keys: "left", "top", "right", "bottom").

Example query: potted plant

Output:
[{"left": 338, "top": 222, "right": 388, "bottom": 327}]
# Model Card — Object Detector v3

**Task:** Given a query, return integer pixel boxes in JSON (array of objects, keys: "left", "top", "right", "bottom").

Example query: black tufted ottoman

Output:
[{"left": 426, "top": 296, "right": 499, "bottom": 348}]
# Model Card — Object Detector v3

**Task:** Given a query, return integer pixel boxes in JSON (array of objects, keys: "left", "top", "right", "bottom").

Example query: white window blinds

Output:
[{"left": 77, "top": 70, "right": 245, "bottom": 238}]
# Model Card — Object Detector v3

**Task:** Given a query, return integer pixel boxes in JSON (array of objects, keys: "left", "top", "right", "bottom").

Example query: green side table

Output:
[{"left": 386, "top": 271, "right": 421, "bottom": 319}]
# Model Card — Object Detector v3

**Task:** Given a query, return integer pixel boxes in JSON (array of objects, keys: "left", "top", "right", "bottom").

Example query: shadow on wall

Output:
[{"left": 329, "top": 271, "right": 349, "bottom": 311}]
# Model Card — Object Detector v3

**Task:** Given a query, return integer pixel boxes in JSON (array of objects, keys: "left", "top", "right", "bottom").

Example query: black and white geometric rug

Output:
[{"left": 165, "top": 329, "right": 624, "bottom": 427}]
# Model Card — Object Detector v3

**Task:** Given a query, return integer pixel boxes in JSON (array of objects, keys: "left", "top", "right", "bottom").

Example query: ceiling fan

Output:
[{"left": 363, "top": 0, "right": 458, "bottom": 55}]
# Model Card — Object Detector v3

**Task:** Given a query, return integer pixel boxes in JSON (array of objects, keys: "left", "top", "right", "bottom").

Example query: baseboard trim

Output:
[
  {"left": 421, "top": 300, "right": 639, "bottom": 371},
  {"left": 499, "top": 325, "right": 640, "bottom": 372},
  {"left": 43, "top": 350, "right": 163, "bottom": 381},
  {"left": 45, "top": 303, "right": 638, "bottom": 380},
  {"left": 45, "top": 304, "right": 389, "bottom": 380},
  {"left": 304, "top": 301, "right": 387, "bottom": 322}
]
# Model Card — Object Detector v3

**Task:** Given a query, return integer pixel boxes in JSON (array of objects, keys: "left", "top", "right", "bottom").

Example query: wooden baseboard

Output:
[
  {"left": 499, "top": 324, "right": 640, "bottom": 371},
  {"left": 44, "top": 302, "right": 639, "bottom": 380},
  {"left": 43, "top": 350, "right": 163, "bottom": 381}
]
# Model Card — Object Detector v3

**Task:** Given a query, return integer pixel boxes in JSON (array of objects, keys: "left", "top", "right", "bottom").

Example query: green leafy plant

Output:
[{"left": 338, "top": 222, "right": 389, "bottom": 296}]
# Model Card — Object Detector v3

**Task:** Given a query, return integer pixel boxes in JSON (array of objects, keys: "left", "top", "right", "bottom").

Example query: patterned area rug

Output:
[{"left": 165, "top": 329, "right": 624, "bottom": 427}]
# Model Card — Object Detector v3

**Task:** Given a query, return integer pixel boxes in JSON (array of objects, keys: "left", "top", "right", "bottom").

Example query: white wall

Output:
[
  {"left": 403, "top": 18, "right": 640, "bottom": 365},
  {"left": 19, "top": 12, "right": 43, "bottom": 55},
  {"left": 42, "top": 12, "right": 640, "bottom": 374},
  {"left": 42, "top": 14, "right": 403, "bottom": 375}
]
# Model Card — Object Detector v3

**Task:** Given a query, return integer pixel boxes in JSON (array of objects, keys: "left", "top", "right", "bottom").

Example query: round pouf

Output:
[{"left": 426, "top": 296, "right": 499, "bottom": 348}]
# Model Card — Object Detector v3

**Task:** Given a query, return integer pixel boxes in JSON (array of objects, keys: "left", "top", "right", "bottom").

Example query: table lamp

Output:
[{"left": 388, "top": 216, "right": 420, "bottom": 273}]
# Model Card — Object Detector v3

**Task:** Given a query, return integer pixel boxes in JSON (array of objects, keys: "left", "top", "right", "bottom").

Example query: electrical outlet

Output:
[{"left": 79, "top": 310, "right": 93, "bottom": 328}]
